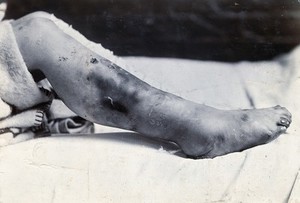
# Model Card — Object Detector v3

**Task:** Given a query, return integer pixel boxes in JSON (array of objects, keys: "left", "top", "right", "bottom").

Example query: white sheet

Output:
[{"left": 0, "top": 54, "right": 299, "bottom": 202}]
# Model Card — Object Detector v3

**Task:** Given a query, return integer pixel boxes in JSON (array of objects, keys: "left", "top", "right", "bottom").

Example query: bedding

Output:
[{"left": 0, "top": 54, "right": 299, "bottom": 202}]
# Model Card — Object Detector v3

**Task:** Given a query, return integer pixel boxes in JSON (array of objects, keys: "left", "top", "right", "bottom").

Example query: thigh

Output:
[{"left": 11, "top": 15, "right": 104, "bottom": 119}]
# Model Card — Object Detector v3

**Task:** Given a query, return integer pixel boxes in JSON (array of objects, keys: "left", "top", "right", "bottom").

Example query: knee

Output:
[
  {"left": 11, "top": 15, "right": 58, "bottom": 59},
  {"left": 22, "top": 11, "right": 53, "bottom": 21},
  {"left": 17, "top": 16, "right": 56, "bottom": 35},
  {"left": 12, "top": 11, "right": 55, "bottom": 33}
]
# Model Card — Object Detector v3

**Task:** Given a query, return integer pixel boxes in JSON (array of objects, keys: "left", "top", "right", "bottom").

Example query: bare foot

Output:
[
  {"left": 17, "top": 109, "right": 44, "bottom": 128},
  {"left": 0, "top": 109, "right": 44, "bottom": 129},
  {"left": 33, "top": 110, "right": 44, "bottom": 126},
  {"left": 174, "top": 105, "right": 292, "bottom": 159},
  {"left": 0, "top": 109, "right": 46, "bottom": 147}
]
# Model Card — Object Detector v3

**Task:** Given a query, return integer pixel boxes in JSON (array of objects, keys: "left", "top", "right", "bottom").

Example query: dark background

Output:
[{"left": 4, "top": 0, "right": 300, "bottom": 61}]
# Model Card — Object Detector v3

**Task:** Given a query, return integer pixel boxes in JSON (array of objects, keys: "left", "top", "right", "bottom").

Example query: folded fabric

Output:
[
  {"left": 47, "top": 117, "right": 94, "bottom": 134},
  {"left": 37, "top": 81, "right": 95, "bottom": 135}
]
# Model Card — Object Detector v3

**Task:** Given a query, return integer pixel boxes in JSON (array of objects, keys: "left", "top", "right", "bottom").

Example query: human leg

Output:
[{"left": 11, "top": 13, "right": 292, "bottom": 158}]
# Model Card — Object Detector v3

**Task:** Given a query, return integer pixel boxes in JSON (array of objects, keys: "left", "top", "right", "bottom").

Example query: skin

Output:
[
  {"left": 7, "top": 12, "right": 292, "bottom": 158},
  {"left": 0, "top": 108, "right": 44, "bottom": 129},
  {"left": 0, "top": 98, "right": 44, "bottom": 147}
]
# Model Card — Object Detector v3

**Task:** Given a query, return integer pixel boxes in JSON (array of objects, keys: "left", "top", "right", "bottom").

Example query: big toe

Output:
[
  {"left": 274, "top": 105, "right": 292, "bottom": 119},
  {"left": 272, "top": 107, "right": 292, "bottom": 136},
  {"left": 277, "top": 117, "right": 291, "bottom": 128}
]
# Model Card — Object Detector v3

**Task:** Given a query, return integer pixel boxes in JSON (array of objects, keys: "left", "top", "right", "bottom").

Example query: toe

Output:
[
  {"left": 36, "top": 110, "right": 44, "bottom": 119},
  {"left": 34, "top": 121, "right": 42, "bottom": 126},
  {"left": 273, "top": 105, "right": 282, "bottom": 109},
  {"left": 278, "top": 126, "right": 287, "bottom": 134},
  {"left": 36, "top": 113, "right": 43, "bottom": 119},
  {"left": 34, "top": 110, "right": 44, "bottom": 126},
  {"left": 36, "top": 110, "right": 44, "bottom": 116},
  {"left": 278, "top": 117, "right": 291, "bottom": 128},
  {"left": 275, "top": 106, "right": 292, "bottom": 119},
  {"left": 280, "top": 107, "right": 292, "bottom": 119},
  {"left": 272, "top": 106, "right": 292, "bottom": 124},
  {"left": 285, "top": 110, "right": 292, "bottom": 120}
]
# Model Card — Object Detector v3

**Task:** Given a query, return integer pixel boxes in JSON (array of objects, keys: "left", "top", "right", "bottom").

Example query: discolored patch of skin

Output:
[
  {"left": 241, "top": 113, "right": 249, "bottom": 122},
  {"left": 102, "top": 97, "right": 129, "bottom": 115},
  {"left": 58, "top": 56, "right": 68, "bottom": 62},
  {"left": 90, "top": 57, "right": 99, "bottom": 64}
]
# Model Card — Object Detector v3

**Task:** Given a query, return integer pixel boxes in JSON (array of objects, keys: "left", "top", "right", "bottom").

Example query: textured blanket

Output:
[{"left": 0, "top": 20, "right": 47, "bottom": 110}]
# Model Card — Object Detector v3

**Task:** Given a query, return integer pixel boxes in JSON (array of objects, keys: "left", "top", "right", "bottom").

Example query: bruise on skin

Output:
[
  {"left": 71, "top": 48, "right": 77, "bottom": 55},
  {"left": 241, "top": 113, "right": 249, "bottom": 122},
  {"left": 102, "top": 97, "right": 128, "bottom": 114},
  {"left": 93, "top": 69, "right": 141, "bottom": 106},
  {"left": 58, "top": 56, "right": 68, "bottom": 62},
  {"left": 90, "top": 57, "right": 99, "bottom": 64}
]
